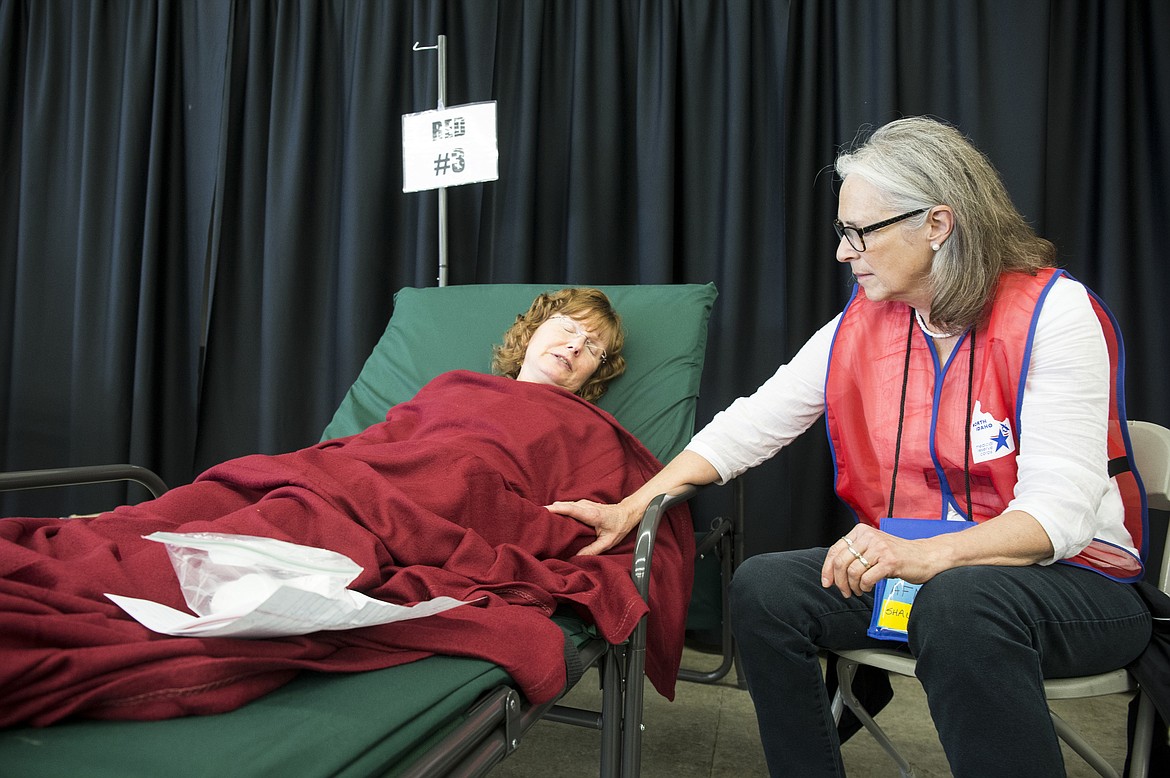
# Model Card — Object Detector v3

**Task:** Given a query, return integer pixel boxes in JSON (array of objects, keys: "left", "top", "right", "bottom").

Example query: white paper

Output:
[
  {"left": 105, "top": 531, "right": 478, "bottom": 639},
  {"left": 106, "top": 587, "right": 474, "bottom": 639},
  {"left": 402, "top": 101, "right": 499, "bottom": 192}
]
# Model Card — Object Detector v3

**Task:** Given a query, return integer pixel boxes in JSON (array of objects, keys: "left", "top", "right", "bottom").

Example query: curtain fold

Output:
[
  {"left": 1044, "top": 0, "right": 1170, "bottom": 426},
  {"left": 2, "top": 0, "right": 1167, "bottom": 560},
  {"left": 2, "top": 2, "right": 199, "bottom": 513}
]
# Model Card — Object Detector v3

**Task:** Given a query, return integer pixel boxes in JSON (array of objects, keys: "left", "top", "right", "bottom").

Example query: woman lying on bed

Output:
[{"left": 0, "top": 288, "right": 695, "bottom": 727}]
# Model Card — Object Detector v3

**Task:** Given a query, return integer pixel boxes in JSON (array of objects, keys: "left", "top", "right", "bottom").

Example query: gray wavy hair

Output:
[{"left": 835, "top": 117, "right": 1055, "bottom": 333}]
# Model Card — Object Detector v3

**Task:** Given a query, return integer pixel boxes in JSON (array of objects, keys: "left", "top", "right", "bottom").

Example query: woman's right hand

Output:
[
  {"left": 549, "top": 450, "right": 721, "bottom": 556},
  {"left": 545, "top": 499, "right": 638, "bottom": 556}
]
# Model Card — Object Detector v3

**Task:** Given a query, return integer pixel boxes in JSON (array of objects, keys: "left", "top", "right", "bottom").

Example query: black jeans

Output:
[{"left": 729, "top": 547, "right": 1152, "bottom": 777}]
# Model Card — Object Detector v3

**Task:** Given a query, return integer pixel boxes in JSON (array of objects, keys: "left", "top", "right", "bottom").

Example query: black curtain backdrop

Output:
[{"left": 2, "top": 1, "right": 1168, "bottom": 566}]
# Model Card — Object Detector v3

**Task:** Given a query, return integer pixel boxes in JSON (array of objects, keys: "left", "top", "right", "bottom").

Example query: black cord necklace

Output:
[{"left": 887, "top": 308, "right": 976, "bottom": 520}]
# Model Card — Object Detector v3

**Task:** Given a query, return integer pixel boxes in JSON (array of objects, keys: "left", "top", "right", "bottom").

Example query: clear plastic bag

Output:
[{"left": 145, "top": 532, "right": 363, "bottom": 617}]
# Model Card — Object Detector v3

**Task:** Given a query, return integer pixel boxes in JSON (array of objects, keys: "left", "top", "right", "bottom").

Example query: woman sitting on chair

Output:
[
  {"left": 549, "top": 118, "right": 1153, "bottom": 777},
  {"left": 0, "top": 287, "right": 695, "bottom": 728}
]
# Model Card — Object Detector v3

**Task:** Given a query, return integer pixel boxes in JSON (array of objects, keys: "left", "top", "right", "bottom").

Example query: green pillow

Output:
[{"left": 321, "top": 283, "right": 717, "bottom": 463}]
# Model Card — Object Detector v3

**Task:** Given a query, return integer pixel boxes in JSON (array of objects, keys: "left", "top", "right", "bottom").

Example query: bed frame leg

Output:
[{"left": 599, "top": 645, "right": 624, "bottom": 776}]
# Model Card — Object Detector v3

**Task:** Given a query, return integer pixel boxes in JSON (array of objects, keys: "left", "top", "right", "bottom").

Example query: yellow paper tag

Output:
[{"left": 877, "top": 599, "right": 912, "bottom": 632}]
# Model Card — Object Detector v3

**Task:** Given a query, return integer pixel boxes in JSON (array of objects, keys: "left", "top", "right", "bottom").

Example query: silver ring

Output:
[
  {"left": 846, "top": 545, "right": 872, "bottom": 569},
  {"left": 842, "top": 537, "right": 854, "bottom": 547}
]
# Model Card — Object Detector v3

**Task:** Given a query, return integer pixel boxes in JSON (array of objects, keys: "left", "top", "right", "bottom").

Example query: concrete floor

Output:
[{"left": 490, "top": 647, "right": 1137, "bottom": 777}]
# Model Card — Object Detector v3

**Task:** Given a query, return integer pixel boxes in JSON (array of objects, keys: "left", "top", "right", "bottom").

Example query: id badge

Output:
[
  {"left": 866, "top": 517, "right": 973, "bottom": 642},
  {"left": 872, "top": 577, "right": 921, "bottom": 637}
]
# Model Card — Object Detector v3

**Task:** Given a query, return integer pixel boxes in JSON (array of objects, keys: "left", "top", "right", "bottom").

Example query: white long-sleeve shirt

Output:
[{"left": 686, "top": 276, "right": 1136, "bottom": 565}]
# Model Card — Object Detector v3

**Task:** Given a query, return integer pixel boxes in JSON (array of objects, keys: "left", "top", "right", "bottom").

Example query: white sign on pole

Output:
[{"left": 402, "top": 101, "right": 499, "bottom": 193}]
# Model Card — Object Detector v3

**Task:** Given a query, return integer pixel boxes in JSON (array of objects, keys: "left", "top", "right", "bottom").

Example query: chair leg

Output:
[
  {"left": 830, "top": 686, "right": 846, "bottom": 723},
  {"left": 836, "top": 658, "right": 916, "bottom": 777},
  {"left": 1050, "top": 709, "right": 1121, "bottom": 778},
  {"left": 1124, "top": 691, "right": 1155, "bottom": 778}
]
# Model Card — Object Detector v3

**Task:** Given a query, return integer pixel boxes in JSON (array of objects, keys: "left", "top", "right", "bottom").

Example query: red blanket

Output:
[{"left": 0, "top": 371, "right": 694, "bottom": 726}]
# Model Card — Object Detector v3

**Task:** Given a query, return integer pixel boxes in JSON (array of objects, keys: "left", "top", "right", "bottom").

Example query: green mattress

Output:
[
  {"left": 0, "top": 657, "right": 501, "bottom": 776},
  {"left": 0, "top": 616, "right": 601, "bottom": 776}
]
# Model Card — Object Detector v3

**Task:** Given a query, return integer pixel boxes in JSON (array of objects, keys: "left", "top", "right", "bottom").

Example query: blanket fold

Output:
[{"left": 0, "top": 371, "right": 694, "bottom": 726}]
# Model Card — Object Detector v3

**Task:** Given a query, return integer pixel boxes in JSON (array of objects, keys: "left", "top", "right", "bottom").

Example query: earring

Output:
[{"left": 931, "top": 243, "right": 941, "bottom": 252}]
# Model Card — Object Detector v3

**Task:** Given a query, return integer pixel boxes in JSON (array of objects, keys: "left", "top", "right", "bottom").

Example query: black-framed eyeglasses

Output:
[{"left": 833, "top": 208, "right": 927, "bottom": 252}]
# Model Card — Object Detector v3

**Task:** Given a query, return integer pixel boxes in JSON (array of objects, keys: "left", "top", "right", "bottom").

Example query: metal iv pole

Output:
[{"left": 413, "top": 35, "right": 448, "bottom": 286}]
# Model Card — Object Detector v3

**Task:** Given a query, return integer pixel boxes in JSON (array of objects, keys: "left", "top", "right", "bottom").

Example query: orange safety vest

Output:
[{"left": 825, "top": 268, "right": 1146, "bottom": 581}]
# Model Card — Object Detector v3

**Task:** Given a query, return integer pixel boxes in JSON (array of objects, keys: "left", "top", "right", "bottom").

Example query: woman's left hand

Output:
[
  {"left": 823, "top": 511, "right": 1056, "bottom": 597},
  {"left": 820, "top": 525, "right": 944, "bottom": 598}
]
